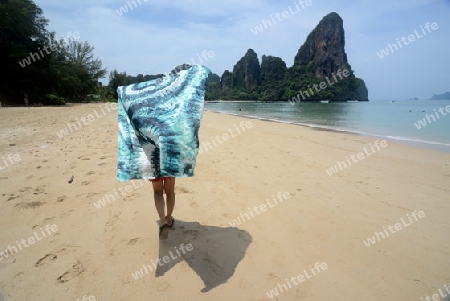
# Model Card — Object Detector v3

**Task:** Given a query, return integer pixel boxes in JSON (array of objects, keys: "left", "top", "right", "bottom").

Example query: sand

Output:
[{"left": 0, "top": 103, "right": 449, "bottom": 301}]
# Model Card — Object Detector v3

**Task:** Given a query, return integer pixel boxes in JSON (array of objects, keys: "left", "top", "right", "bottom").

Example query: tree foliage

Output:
[
  {"left": 108, "top": 70, "right": 132, "bottom": 99},
  {"left": 0, "top": 0, "right": 106, "bottom": 104}
]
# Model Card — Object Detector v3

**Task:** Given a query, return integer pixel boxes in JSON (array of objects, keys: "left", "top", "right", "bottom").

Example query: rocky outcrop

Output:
[
  {"left": 220, "top": 70, "right": 233, "bottom": 89},
  {"left": 231, "top": 49, "right": 261, "bottom": 89},
  {"left": 430, "top": 92, "right": 450, "bottom": 100},
  {"left": 207, "top": 73, "right": 220, "bottom": 83},
  {"left": 295, "top": 12, "right": 350, "bottom": 79},
  {"left": 209, "top": 12, "right": 369, "bottom": 101},
  {"left": 260, "top": 55, "right": 287, "bottom": 84}
]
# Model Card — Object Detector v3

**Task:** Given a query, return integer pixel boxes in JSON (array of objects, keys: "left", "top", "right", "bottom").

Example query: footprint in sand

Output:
[
  {"left": 81, "top": 181, "right": 91, "bottom": 186},
  {"left": 25, "top": 175, "right": 33, "bottom": 180},
  {"left": 19, "top": 187, "right": 32, "bottom": 193},
  {"left": 56, "top": 196, "right": 67, "bottom": 202},
  {"left": 60, "top": 210, "right": 75, "bottom": 218},
  {"left": 190, "top": 202, "right": 200, "bottom": 210},
  {"left": 98, "top": 162, "right": 107, "bottom": 166},
  {"left": 127, "top": 238, "right": 141, "bottom": 245},
  {"left": 14, "top": 272, "right": 24, "bottom": 279},
  {"left": 35, "top": 253, "right": 57, "bottom": 267},
  {"left": 33, "top": 186, "right": 46, "bottom": 195},
  {"left": 56, "top": 261, "right": 84, "bottom": 283},
  {"left": 156, "top": 282, "right": 171, "bottom": 292},
  {"left": 123, "top": 193, "right": 139, "bottom": 202},
  {"left": 15, "top": 201, "right": 45, "bottom": 209},
  {"left": 42, "top": 217, "right": 55, "bottom": 224},
  {"left": 86, "top": 171, "right": 95, "bottom": 176},
  {"left": 176, "top": 186, "right": 191, "bottom": 193},
  {"left": 104, "top": 214, "right": 120, "bottom": 235},
  {"left": 6, "top": 195, "right": 18, "bottom": 202}
]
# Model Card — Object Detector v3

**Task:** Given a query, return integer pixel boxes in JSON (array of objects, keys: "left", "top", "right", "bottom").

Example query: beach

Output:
[{"left": 0, "top": 103, "right": 449, "bottom": 300}]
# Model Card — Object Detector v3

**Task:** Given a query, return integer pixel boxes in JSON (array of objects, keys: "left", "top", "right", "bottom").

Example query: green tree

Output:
[
  {"left": 0, "top": 0, "right": 107, "bottom": 104},
  {"left": 0, "top": 0, "right": 53, "bottom": 103},
  {"left": 54, "top": 39, "right": 106, "bottom": 98},
  {"left": 108, "top": 70, "right": 132, "bottom": 99}
]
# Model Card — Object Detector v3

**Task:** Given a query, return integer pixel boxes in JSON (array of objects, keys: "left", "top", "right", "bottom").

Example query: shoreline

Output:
[{"left": 204, "top": 108, "right": 450, "bottom": 153}]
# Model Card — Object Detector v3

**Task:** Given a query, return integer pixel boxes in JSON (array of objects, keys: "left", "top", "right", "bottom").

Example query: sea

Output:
[{"left": 204, "top": 99, "right": 450, "bottom": 152}]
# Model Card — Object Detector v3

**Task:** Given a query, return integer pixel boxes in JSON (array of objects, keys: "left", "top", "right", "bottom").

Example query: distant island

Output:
[
  {"left": 205, "top": 12, "right": 369, "bottom": 102},
  {"left": 430, "top": 92, "right": 450, "bottom": 100}
]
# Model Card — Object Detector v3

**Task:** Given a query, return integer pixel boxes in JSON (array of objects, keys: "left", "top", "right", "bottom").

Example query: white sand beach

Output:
[{"left": 0, "top": 104, "right": 449, "bottom": 300}]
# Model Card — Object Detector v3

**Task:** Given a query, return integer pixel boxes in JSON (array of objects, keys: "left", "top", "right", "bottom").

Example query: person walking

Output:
[
  {"left": 116, "top": 64, "right": 210, "bottom": 240},
  {"left": 150, "top": 177, "right": 175, "bottom": 239}
]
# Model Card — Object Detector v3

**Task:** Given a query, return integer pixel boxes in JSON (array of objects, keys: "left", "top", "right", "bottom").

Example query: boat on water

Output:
[
  {"left": 347, "top": 100, "right": 359, "bottom": 103},
  {"left": 319, "top": 100, "right": 330, "bottom": 103}
]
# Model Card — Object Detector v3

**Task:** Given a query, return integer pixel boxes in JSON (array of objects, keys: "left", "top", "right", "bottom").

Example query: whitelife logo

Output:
[
  {"left": 0, "top": 224, "right": 58, "bottom": 261},
  {"left": 420, "top": 283, "right": 450, "bottom": 301},
  {"left": 116, "top": 0, "right": 148, "bottom": 16},
  {"left": 265, "top": 262, "right": 328, "bottom": 299},
  {"left": 18, "top": 32, "right": 80, "bottom": 68},
  {"left": 376, "top": 22, "right": 438, "bottom": 58},
  {"left": 414, "top": 105, "right": 450, "bottom": 129},
  {"left": 199, "top": 121, "right": 252, "bottom": 154},
  {"left": 363, "top": 211, "right": 425, "bottom": 247},
  {"left": 228, "top": 192, "right": 291, "bottom": 227},
  {"left": 131, "top": 243, "right": 193, "bottom": 280},
  {"left": 0, "top": 153, "right": 21, "bottom": 171},
  {"left": 250, "top": 0, "right": 312, "bottom": 35},
  {"left": 93, "top": 180, "right": 145, "bottom": 209},
  {"left": 325, "top": 140, "right": 388, "bottom": 176},
  {"left": 288, "top": 69, "right": 350, "bottom": 105},
  {"left": 56, "top": 103, "right": 117, "bottom": 139}
]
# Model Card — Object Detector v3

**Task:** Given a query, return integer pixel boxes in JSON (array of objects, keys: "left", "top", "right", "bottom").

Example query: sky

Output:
[{"left": 34, "top": 0, "right": 450, "bottom": 100}]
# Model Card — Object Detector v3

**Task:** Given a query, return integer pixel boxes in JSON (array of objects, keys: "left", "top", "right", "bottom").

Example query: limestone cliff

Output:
[
  {"left": 295, "top": 12, "right": 349, "bottom": 78},
  {"left": 206, "top": 12, "right": 368, "bottom": 101},
  {"left": 232, "top": 49, "right": 261, "bottom": 89}
]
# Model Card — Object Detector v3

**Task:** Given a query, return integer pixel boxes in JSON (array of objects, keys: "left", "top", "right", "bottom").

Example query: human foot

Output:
[
  {"left": 165, "top": 216, "right": 175, "bottom": 228},
  {"left": 159, "top": 224, "right": 170, "bottom": 239}
]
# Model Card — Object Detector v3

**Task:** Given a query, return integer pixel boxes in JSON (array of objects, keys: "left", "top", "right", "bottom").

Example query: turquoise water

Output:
[{"left": 205, "top": 100, "right": 450, "bottom": 152}]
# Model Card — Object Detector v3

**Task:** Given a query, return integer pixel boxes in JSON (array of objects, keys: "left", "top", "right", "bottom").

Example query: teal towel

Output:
[{"left": 117, "top": 64, "right": 210, "bottom": 181}]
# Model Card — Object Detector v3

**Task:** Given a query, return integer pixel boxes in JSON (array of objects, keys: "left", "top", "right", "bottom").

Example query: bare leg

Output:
[
  {"left": 164, "top": 177, "right": 175, "bottom": 226},
  {"left": 151, "top": 180, "right": 166, "bottom": 226}
]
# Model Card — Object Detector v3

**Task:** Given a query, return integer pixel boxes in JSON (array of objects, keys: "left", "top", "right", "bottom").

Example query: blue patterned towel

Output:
[{"left": 117, "top": 64, "right": 210, "bottom": 182}]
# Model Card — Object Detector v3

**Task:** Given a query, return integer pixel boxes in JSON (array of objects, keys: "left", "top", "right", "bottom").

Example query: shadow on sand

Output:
[{"left": 156, "top": 219, "right": 252, "bottom": 292}]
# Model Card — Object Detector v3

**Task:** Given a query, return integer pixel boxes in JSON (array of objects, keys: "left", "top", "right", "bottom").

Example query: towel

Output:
[{"left": 117, "top": 64, "right": 210, "bottom": 182}]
